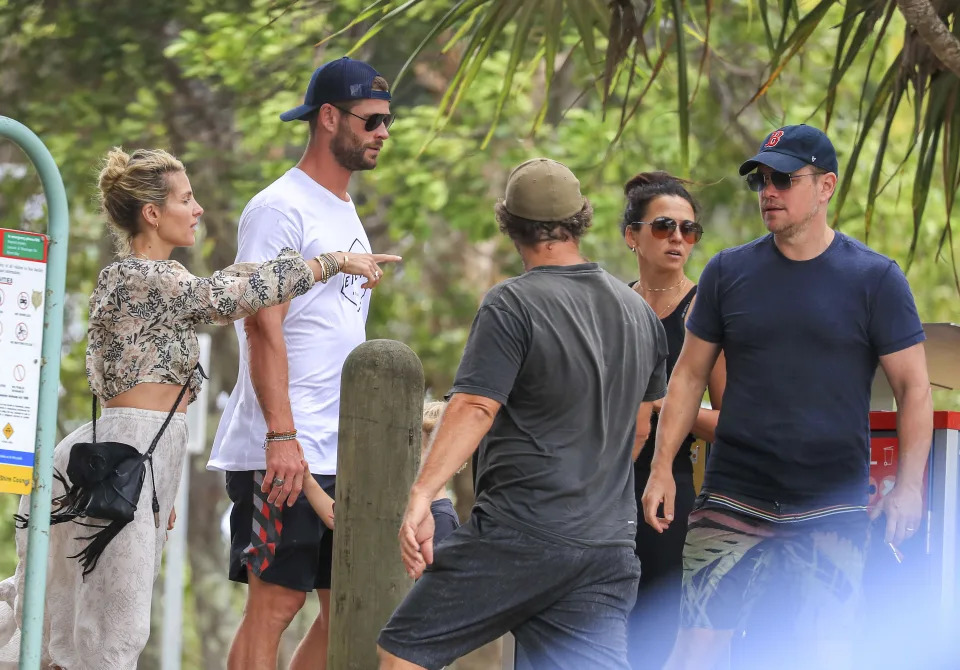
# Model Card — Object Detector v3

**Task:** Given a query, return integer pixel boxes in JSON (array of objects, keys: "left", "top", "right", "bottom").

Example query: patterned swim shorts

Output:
[{"left": 680, "top": 496, "right": 870, "bottom": 640}]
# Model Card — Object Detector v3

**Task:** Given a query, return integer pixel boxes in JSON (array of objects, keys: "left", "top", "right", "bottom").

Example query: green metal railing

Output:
[{"left": 0, "top": 116, "right": 69, "bottom": 670}]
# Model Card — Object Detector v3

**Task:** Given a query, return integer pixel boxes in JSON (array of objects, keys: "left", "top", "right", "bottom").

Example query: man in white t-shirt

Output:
[{"left": 208, "top": 56, "right": 400, "bottom": 670}]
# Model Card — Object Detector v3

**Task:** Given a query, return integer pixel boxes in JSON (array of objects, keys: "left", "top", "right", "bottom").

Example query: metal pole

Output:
[
  {"left": 0, "top": 117, "right": 70, "bottom": 670},
  {"left": 161, "top": 334, "right": 210, "bottom": 670},
  {"left": 160, "top": 454, "right": 189, "bottom": 670}
]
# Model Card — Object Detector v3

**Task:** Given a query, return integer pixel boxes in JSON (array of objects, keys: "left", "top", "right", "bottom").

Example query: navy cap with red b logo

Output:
[{"left": 738, "top": 124, "right": 839, "bottom": 176}]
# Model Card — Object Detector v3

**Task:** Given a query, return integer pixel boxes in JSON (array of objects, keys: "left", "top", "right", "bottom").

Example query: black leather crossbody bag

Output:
[{"left": 16, "top": 365, "right": 201, "bottom": 576}]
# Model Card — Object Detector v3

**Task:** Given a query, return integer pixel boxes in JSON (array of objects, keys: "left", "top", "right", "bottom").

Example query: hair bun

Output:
[
  {"left": 623, "top": 171, "right": 679, "bottom": 196},
  {"left": 619, "top": 170, "right": 700, "bottom": 235},
  {"left": 97, "top": 147, "right": 130, "bottom": 197}
]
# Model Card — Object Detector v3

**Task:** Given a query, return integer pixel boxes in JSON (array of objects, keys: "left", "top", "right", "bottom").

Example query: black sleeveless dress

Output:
[{"left": 627, "top": 284, "right": 699, "bottom": 670}]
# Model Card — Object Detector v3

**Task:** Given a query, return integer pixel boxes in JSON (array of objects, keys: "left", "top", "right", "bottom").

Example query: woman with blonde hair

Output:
[{"left": 0, "top": 147, "right": 376, "bottom": 669}]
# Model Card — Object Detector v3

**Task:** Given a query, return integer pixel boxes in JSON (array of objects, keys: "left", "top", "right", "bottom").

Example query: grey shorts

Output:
[{"left": 378, "top": 508, "right": 641, "bottom": 670}]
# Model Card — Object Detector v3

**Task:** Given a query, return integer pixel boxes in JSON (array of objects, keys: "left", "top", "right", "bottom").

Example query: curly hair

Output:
[
  {"left": 421, "top": 401, "right": 446, "bottom": 439},
  {"left": 495, "top": 200, "right": 594, "bottom": 247},
  {"left": 620, "top": 171, "right": 700, "bottom": 236}
]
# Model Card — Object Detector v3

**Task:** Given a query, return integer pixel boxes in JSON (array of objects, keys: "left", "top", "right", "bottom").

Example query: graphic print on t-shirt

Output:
[{"left": 341, "top": 238, "right": 370, "bottom": 311}]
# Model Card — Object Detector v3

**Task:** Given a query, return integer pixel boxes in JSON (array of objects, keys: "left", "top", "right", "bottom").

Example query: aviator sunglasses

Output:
[
  {"left": 745, "top": 171, "right": 819, "bottom": 192},
  {"left": 632, "top": 217, "right": 703, "bottom": 244},
  {"left": 331, "top": 105, "right": 395, "bottom": 132}
]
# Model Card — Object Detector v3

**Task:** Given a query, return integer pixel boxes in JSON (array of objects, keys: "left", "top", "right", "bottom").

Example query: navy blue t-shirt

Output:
[{"left": 687, "top": 232, "right": 924, "bottom": 508}]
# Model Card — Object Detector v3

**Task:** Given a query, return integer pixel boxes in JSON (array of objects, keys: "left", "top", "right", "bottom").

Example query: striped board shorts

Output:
[{"left": 680, "top": 491, "right": 870, "bottom": 641}]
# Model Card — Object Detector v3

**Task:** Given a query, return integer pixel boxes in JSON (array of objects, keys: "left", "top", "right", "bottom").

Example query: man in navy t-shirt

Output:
[{"left": 642, "top": 125, "right": 933, "bottom": 670}]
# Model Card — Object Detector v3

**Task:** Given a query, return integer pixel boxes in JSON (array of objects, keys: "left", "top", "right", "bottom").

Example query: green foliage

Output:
[{"left": 343, "top": 0, "right": 960, "bottom": 274}]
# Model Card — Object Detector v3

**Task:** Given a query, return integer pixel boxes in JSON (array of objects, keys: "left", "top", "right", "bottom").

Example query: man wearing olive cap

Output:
[{"left": 378, "top": 158, "right": 668, "bottom": 668}]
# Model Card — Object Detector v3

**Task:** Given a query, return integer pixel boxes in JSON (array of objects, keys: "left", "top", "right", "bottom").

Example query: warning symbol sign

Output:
[{"left": 2, "top": 424, "right": 12, "bottom": 440}]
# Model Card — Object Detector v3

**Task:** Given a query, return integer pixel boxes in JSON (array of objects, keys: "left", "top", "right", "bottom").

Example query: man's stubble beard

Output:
[
  {"left": 330, "top": 122, "right": 378, "bottom": 172},
  {"left": 765, "top": 197, "right": 822, "bottom": 240}
]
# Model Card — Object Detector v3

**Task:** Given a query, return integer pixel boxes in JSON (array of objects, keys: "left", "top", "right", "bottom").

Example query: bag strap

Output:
[
  {"left": 146, "top": 362, "right": 205, "bottom": 458},
  {"left": 91, "top": 394, "right": 98, "bottom": 444}
]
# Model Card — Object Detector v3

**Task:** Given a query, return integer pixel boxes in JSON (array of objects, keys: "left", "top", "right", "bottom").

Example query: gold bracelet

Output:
[
  {"left": 315, "top": 255, "right": 331, "bottom": 283},
  {"left": 313, "top": 256, "right": 327, "bottom": 284},
  {"left": 312, "top": 253, "right": 343, "bottom": 284},
  {"left": 327, "top": 252, "right": 341, "bottom": 274},
  {"left": 323, "top": 253, "right": 340, "bottom": 282},
  {"left": 319, "top": 255, "right": 329, "bottom": 283}
]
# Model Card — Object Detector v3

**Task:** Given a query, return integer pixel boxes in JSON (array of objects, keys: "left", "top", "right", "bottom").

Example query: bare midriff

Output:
[{"left": 103, "top": 382, "right": 191, "bottom": 414}]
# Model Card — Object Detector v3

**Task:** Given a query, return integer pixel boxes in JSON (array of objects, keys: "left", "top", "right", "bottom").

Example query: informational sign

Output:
[{"left": 0, "top": 229, "right": 48, "bottom": 494}]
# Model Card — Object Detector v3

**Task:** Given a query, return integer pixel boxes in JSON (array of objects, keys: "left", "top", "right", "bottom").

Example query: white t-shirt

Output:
[{"left": 207, "top": 168, "right": 371, "bottom": 475}]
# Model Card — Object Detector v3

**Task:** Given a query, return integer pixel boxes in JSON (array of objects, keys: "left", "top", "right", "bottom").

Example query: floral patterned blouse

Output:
[{"left": 85, "top": 249, "right": 314, "bottom": 403}]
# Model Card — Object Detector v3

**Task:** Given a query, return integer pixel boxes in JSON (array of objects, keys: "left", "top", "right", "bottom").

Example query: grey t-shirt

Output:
[{"left": 451, "top": 263, "right": 667, "bottom": 548}]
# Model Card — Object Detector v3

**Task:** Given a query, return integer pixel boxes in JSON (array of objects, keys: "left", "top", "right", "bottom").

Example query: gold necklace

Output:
[
  {"left": 132, "top": 251, "right": 151, "bottom": 260},
  {"left": 637, "top": 276, "right": 685, "bottom": 292},
  {"left": 636, "top": 277, "right": 687, "bottom": 318},
  {"left": 654, "top": 284, "right": 684, "bottom": 318}
]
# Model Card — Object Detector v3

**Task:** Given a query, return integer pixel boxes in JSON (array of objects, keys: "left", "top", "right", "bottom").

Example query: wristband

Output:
[{"left": 263, "top": 429, "right": 297, "bottom": 450}]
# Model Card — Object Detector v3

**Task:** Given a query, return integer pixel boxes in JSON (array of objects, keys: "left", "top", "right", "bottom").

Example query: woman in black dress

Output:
[{"left": 621, "top": 172, "right": 727, "bottom": 669}]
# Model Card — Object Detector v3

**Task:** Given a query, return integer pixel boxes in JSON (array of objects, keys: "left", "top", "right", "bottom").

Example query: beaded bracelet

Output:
[{"left": 262, "top": 429, "right": 297, "bottom": 451}]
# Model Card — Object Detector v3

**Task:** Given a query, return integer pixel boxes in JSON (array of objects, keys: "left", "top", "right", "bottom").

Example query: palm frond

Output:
[
  {"left": 331, "top": 0, "right": 959, "bottom": 278},
  {"left": 832, "top": 58, "right": 899, "bottom": 230},
  {"left": 824, "top": 0, "right": 887, "bottom": 128},
  {"left": 738, "top": 0, "right": 835, "bottom": 114},
  {"left": 688, "top": 0, "right": 713, "bottom": 107},
  {"left": 482, "top": 0, "right": 537, "bottom": 148},
  {"left": 671, "top": 0, "right": 690, "bottom": 175}
]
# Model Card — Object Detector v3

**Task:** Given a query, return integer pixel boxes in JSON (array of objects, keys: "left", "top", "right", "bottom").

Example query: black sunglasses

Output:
[
  {"left": 745, "top": 171, "right": 819, "bottom": 192},
  {"left": 332, "top": 105, "right": 395, "bottom": 132},
  {"left": 632, "top": 217, "right": 703, "bottom": 244}
]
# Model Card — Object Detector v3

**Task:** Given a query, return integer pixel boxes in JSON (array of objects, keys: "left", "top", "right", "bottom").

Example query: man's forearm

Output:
[
  {"left": 691, "top": 408, "right": 720, "bottom": 443},
  {"left": 651, "top": 370, "right": 707, "bottom": 473},
  {"left": 895, "top": 385, "right": 933, "bottom": 488},
  {"left": 412, "top": 394, "right": 497, "bottom": 500},
  {"left": 633, "top": 402, "right": 654, "bottom": 461},
  {"left": 245, "top": 316, "right": 294, "bottom": 431}
]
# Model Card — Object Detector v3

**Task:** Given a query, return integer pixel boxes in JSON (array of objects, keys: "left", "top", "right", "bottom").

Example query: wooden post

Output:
[{"left": 328, "top": 339, "right": 425, "bottom": 670}]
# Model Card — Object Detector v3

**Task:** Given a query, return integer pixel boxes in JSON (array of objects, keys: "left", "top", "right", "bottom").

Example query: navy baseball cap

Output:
[
  {"left": 280, "top": 57, "right": 391, "bottom": 122},
  {"left": 738, "top": 124, "right": 839, "bottom": 176}
]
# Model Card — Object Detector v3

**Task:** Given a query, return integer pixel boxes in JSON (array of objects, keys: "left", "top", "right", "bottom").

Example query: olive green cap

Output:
[{"left": 504, "top": 158, "right": 585, "bottom": 221}]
